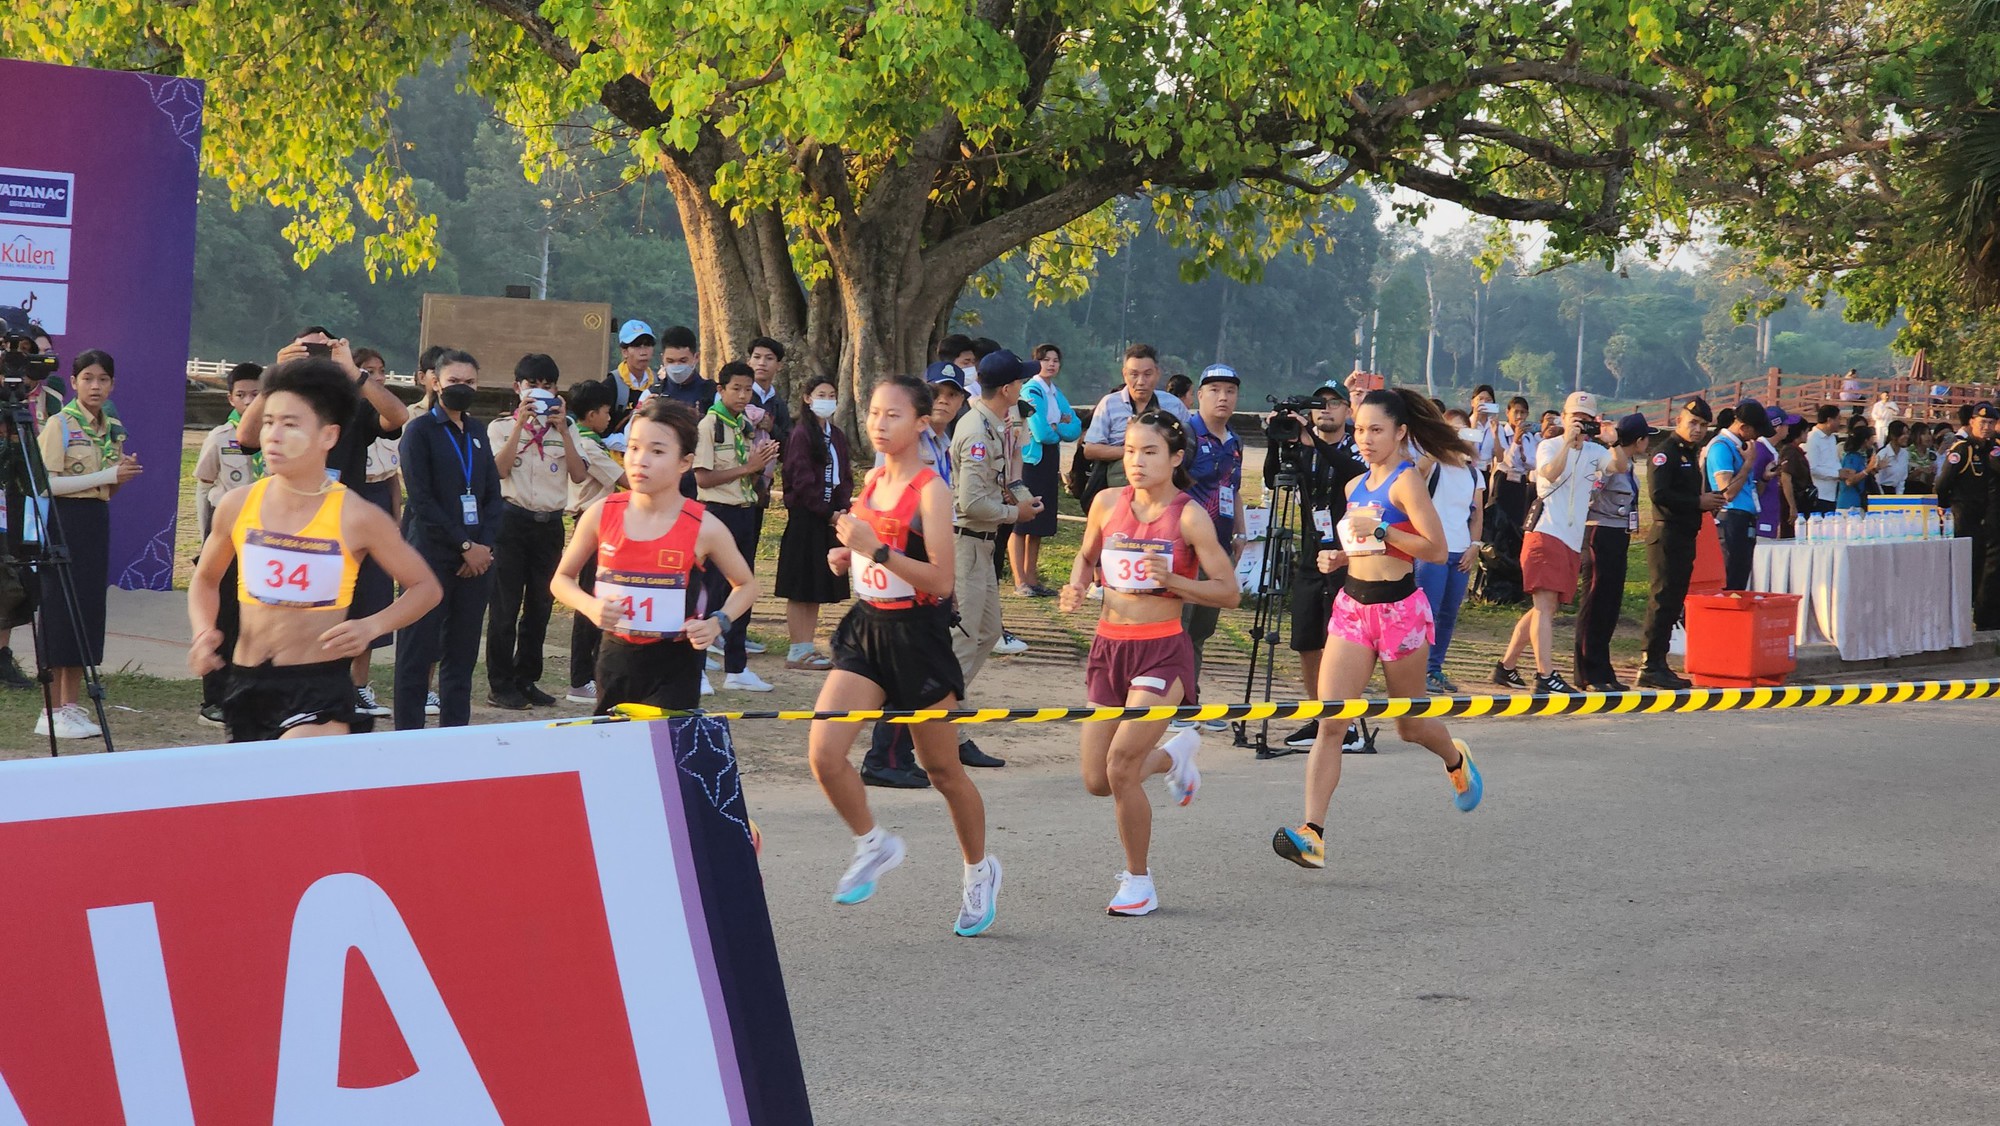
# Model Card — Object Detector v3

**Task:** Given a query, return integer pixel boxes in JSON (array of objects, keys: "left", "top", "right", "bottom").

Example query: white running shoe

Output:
[
  {"left": 723, "top": 669, "right": 775, "bottom": 693},
  {"left": 1107, "top": 870, "right": 1159, "bottom": 917},
  {"left": 833, "top": 831, "right": 907, "bottom": 905},
  {"left": 699, "top": 674, "right": 715, "bottom": 697},
  {"left": 355, "top": 684, "right": 392, "bottom": 717},
  {"left": 743, "top": 639, "right": 767, "bottom": 655},
  {"left": 1086, "top": 583, "right": 1104, "bottom": 601},
  {"left": 990, "top": 631, "right": 1029, "bottom": 656},
  {"left": 1160, "top": 726, "right": 1201, "bottom": 807},
  {"left": 566, "top": 681, "right": 597, "bottom": 704},
  {"left": 67, "top": 705, "right": 103, "bottom": 737},
  {"left": 34, "top": 705, "right": 98, "bottom": 741},
  {"left": 954, "top": 855, "right": 1003, "bottom": 937},
  {"left": 424, "top": 691, "right": 441, "bottom": 716},
  {"left": 1199, "top": 717, "right": 1232, "bottom": 733}
]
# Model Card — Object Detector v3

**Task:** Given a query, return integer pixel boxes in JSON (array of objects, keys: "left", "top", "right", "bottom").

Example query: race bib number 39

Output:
[
  {"left": 1102, "top": 534, "right": 1173, "bottom": 591},
  {"left": 599, "top": 571, "right": 688, "bottom": 636},
  {"left": 241, "top": 529, "right": 344, "bottom": 608},
  {"left": 853, "top": 558, "right": 916, "bottom": 602}
]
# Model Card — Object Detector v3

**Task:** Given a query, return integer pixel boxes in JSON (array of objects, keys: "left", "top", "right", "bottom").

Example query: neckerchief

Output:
[
  {"left": 577, "top": 422, "right": 607, "bottom": 450},
  {"left": 227, "top": 408, "right": 265, "bottom": 476},
  {"left": 707, "top": 402, "right": 748, "bottom": 463},
  {"left": 614, "top": 361, "right": 653, "bottom": 394},
  {"left": 61, "top": 399, "right": 124, "bottom": 468},
  {"left": 520, "top": 415, "right": 553, "bottom": 460}
]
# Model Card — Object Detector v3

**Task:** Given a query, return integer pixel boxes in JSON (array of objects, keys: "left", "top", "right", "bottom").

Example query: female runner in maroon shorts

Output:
[{"left": 1060, "top": 411, "right": 1239, "bottom": 917}]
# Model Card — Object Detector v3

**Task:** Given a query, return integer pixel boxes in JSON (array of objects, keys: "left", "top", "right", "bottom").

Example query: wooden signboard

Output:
[{"left": 419, "top": 294, "right": 612, "bottom": 389}]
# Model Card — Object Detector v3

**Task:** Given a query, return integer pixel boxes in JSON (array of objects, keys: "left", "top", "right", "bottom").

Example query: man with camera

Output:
[
  {"left": 1266, "top": 381, "right": 1366, "bottom": 749},
  {"left": 485, "top": 354, "right": 590, "bottom": 709},
  {"left": 0, "top": 324, "right": 62, "bottom": 691}
]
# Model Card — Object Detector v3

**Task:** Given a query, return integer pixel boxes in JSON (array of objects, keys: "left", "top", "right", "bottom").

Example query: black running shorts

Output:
[
  {"left": 829, "top": 603, "right": 966, "bottom": 711},
  {"left": 224, "top": 659, "right": 355, "bottom": 743},
  {"left": 596, "top": 635, "right": 708, "bottom": 716}
]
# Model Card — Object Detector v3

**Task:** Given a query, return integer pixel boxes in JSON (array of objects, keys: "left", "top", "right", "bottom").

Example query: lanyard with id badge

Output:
[{"left": 437, "top": 409, "right": 482, "bottom": 529}]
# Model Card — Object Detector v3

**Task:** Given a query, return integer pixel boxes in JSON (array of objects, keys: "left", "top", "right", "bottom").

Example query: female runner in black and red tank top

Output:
[
  {"left": 552, "top": 398, "right": 760, "bottom": 713},
  {"left": 1060, "top": 411, "right": 1239, "bottom": 917},
  {"left": 811, "top": 375, "right": 1003, "bottom": 939}
]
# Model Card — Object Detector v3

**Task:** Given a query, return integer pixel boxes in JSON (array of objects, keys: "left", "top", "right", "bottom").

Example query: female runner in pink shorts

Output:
[
  {"left": 1273, "top": 389, "right": 1485, "bottom": 871},
  {"left": 1060, "top": 412, "right": 1240, "bottom": 916}
]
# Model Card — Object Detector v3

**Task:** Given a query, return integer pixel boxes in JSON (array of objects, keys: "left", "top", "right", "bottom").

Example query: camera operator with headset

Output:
[
  {"left": 1266, "top": 381, "right": 1366, "bottom": 750},
  {"left": 0, "top": 325, "right": 63, "bottom": 692}
]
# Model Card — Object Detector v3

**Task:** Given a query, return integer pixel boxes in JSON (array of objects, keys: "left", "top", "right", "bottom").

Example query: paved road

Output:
[{"left": 747, "top": 701, "right": 2000, "bottom": 1125}]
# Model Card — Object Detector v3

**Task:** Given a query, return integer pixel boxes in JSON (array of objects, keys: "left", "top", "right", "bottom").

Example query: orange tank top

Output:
[
  {"left": 1101, "top": 486, "right": 1198, "bottom": 598},
  {"left": 596, "top": 493, "right": 706, "bottom": 644},
  {"left": 850, "top": 467, "right": 940, "bottom": 609}
]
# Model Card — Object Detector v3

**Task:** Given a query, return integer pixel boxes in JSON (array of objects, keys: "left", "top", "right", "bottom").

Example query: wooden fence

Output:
[
  {"left": 1628, "top": 368, "right": 2000, "bottom": 428},
  {"left": 185, "top": 358, "right": 413, "bottom": 388}
]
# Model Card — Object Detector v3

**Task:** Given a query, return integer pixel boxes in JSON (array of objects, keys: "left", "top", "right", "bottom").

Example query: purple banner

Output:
[{"left": 0, "top": 58, "right": 202, "bottom": 590}]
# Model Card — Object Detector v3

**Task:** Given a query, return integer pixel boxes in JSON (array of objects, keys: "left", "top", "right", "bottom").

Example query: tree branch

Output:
[{"left": 1449, "top": 119, "right": 1629, "bottom": 171}]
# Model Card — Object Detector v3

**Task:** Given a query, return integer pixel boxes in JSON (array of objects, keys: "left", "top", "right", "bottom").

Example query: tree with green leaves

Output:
[{"left": 8, "top": 0, "right": 1967, "bottom": 415}]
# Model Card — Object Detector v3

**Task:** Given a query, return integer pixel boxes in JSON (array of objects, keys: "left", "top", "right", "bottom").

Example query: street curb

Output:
[{"left": 1792, "top": 630, "right": 2000, "bottom": 680}]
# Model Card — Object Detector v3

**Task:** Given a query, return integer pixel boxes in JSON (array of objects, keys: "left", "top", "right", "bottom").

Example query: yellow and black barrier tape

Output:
[{"left": 596, "top": 677, "right": 2000, "bottom": 725}]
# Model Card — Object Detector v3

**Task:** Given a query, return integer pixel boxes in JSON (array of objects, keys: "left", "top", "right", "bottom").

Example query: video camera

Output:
[
  {"left": 1, "top": 333, "right": 58, "bottom": 404},
  {"left": 1264, "top": 395, "right": 1321, "bottom": 475}
]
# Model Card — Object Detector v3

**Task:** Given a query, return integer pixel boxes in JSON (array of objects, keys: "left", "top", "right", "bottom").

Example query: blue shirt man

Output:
[{"left": 1179, "top": 364, "right": 1245, "bottom": 693}]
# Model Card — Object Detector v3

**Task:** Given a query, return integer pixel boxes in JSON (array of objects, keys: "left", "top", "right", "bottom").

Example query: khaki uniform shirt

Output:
[
  {"left": 364, "top": 434, "right": 401, "bottom": 483},
  {"left": 488, "top": 415, "right": 576, "bottom": 513},
  {"left": 40, "top": 404, "right": 124, "bottom": 501},
  {"left": 951, "top": 399, "right": 1031, "bottom": 532},
  {"left": 570, "top": 430, "right": 624, "bottom": 515},
  {"left": 194, "top": 421, "right": 261, "bottom": 533},
  {"left": 694, "top": 407, "right": 756, "bottom": 507}
]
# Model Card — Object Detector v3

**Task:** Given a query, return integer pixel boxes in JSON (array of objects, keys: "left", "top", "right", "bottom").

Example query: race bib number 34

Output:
[
  {"left": 241, "top": 529, "right": 344, "bottom": 608},
  {"left": 1102, "top": 534, "right": 1174, "bottom": 591},
  {"left": 598, "top": 570, "right": 688, "bottom": 636}
]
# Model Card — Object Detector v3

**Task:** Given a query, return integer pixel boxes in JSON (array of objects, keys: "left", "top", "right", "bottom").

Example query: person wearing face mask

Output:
[
  {"left": 394, "top": 350, "right": 507, "bottom": 731},
  {"left": 648, "top": 324, "right": 715, "bottom": 417},
  {"left": 777, "top": 374, "right": 852, "bottom": 673},
  {"left": 938, "top": 334, "right": 983, "bottom": 397}
]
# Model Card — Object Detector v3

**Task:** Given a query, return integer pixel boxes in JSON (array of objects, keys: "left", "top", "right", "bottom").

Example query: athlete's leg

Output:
[
  {"left": 807, "top": 670, "right": 888, "bottom": 835},
  {"left": 1302, "top": 639, "right": 1379, "bottom": 826},
  {"left": 1080, "top": 715, "right": 1116, "bottom": 798},
  {"left": 1104, "top": 683, "right": 1181, "bottom": 875},
  {"left": 907, "top": 704, "right": 988, "bottom": 865},
  {"left": 1379, "top": 647, "right": 1461, "bottom": 762}
]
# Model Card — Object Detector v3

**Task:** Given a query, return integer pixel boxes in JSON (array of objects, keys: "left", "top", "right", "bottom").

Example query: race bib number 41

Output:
[
  {"left": 241, "top": 529, "right": 344, "bottom": 608},
  {"left": 598, "top": 570, "right": 688, "bottom": 636},
  {"left": 1102, "top": 534, "right": 1173, "bottom": 591}
]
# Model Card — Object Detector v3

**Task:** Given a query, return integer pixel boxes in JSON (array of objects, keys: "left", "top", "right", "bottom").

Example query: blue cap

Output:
[
  {"left": 924, "top": 361, "right": 965, "bottom": 389},
  {"left": 975, "top": 348, "right": 1037, "bottom": 386},
  {"left": 617, "top": 319, "right": 655, "bottom": 346},
  {"left": 1199, "top": 364, "right": 1239, "bottom": 385}
]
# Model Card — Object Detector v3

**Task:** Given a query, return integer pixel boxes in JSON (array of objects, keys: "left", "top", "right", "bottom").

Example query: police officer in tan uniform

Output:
[{"left": 950, "top": 350, "right": 1042, "bottom": 768}]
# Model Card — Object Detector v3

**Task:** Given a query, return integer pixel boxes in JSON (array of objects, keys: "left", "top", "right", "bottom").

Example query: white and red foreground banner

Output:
[{"left": 0, "top": 717, "right": 812, "bottom": 1124}]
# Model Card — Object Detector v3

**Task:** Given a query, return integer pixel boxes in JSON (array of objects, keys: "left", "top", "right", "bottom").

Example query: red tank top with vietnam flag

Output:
[
  {"left": 597, "top": 493, "right": 706, "bottom": 644},
  {"left": 1101, "top": 486, "right": 1198, "bottom": 597},
  {"left": 851, "top": 466, "right": 941, "bottom": 609}
]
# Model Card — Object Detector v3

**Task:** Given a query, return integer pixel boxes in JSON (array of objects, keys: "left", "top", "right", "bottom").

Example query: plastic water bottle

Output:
[
  {"left": 1944, "top": 509, "right": 1956, "bottom": 538},
  {"left": 1800, "top": 513, "right": 1815, "bottom": 543}
]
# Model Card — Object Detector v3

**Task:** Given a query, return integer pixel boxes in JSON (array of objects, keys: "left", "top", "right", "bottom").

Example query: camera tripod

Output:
[
  {"left": 1233, "top": 469, "right": 1376, "bottom": 759},
  {"left": 2, "top": 388, "right": 115, "bottom": 755}
]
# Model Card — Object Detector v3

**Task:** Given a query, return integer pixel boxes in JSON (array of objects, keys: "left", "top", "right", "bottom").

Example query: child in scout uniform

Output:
[
  {"left": 187, "top": 358, "right": 441, "bottom": 743},
  {"left": 563, "top": 379, "right": 626, "bottom": 705},
  {"left": 192, "top": 361, "right": 267, "bottom": 724}
]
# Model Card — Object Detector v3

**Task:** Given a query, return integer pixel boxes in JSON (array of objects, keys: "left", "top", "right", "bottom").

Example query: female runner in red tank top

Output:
[
  {"left": 813, "top": 375, "right": 1002, "bottom": 938},
  {"left": 1059, "top": 412, "right": 1239, "bottom": 917},
  {"left": 1272, "top": 389, "right": 1484, "bottom": 873},
  {"left": 553, "top": 398, "right": 759, "bottom": 713}
]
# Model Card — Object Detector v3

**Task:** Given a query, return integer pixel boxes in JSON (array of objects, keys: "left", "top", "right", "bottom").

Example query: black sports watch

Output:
[
  {"left": 460, "top": 539, "right": 475, "bottom": 553},
  {"left": 871, "top": 544, "right": 892, "bottom": 565},
  {"left": 1372, "top": 524, "right": 1388, "bottom": 542}
]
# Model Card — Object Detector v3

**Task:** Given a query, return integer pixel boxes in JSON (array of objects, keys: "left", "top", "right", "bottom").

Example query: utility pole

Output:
[
  {"left": 1574, "top": 304, "right": 1586, "bottom": 393},
  {"left": 1423, "top": 258, "right": 1438, "bottom": 398}
]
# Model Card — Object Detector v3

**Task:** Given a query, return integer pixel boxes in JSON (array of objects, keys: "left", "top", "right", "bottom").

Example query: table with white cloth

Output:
[{"left": 1750, "top": 538, "right": 1974, "bottom": 661}]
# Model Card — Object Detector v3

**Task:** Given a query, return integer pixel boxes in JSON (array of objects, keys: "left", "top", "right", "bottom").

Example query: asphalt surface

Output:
[{"left": 748, "top": 701, "right": 2000, "bottom": 1125}]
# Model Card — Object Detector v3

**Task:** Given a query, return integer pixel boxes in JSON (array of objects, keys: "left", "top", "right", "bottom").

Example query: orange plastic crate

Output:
[{"left": 1683, "top": 591, "right": 1802, "bottom": 688}]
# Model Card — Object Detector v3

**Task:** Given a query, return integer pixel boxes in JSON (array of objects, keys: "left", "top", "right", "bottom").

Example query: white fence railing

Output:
[{"left": 186, "top": 358, "right": 415, "bottom": 387}]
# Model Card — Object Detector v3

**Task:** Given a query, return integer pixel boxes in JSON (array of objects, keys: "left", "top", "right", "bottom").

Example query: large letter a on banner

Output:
[{"left": 272, "top": 874, "right": 502, "bottom": 1126}]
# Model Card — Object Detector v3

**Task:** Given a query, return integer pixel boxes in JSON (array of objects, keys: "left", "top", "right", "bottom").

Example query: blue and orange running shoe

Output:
[
  {"left": 1271, "top": 824, "right": 1325, "bottom": 869},
  {"left": 1447, "top": 739, "right": 1483, "bottom": 812}
]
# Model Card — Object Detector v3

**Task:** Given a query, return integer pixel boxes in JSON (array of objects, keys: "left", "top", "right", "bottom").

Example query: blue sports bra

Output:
[{"left": 1348, "top": 461, "right": 1416, "bottom": 563}]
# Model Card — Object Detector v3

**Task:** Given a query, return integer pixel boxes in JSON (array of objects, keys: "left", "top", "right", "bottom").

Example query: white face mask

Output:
[
  {"left": 809, "top": 398, "right": 838, "bottom": 420},
  {"left": 664, "top": 363, "right": 695, "bottom": 383},
  {"left": 960, "top": 364, "right": 978, "bottom": 382}
]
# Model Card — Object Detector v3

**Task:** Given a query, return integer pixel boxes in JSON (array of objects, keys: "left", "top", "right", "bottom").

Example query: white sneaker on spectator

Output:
[
  {"left": 34, "top": 705, "right": 98, "bottom": 740},
  {"left": 991, "top": 631, "right": 1029, "bottom": 656},
  {"left": 65, "top": 704, "right": 101, "bottom": 737},
  {"left": 566, "top": 681, "right": 597, "bottom": 704},
  {"left": 1087, "top": 583, "right": 1104, "bottom": 601},
  {"left": 724, "top": 669, "right": 775, "bottom": 693},
  {"left": 425, "top": 691, "right": 441, "bottom": 716},
  {"left": 743, "top": 639, "right": 766, "bottom": 655},
  {"left": 706, "top": 652, "right": 723, "bottom": 672},
  {"left": 699, "top": 675, "right": 714, "bottom": 697}
]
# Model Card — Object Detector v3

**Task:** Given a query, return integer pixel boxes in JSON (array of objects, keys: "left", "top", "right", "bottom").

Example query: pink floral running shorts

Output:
[{"left": 1328, "top": 588, "right": 1435, "bottom": 662}]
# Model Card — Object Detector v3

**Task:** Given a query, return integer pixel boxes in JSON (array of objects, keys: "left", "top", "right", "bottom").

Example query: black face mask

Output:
[{"left": 440, "top": 384, "right": 476, "bottom": 413}]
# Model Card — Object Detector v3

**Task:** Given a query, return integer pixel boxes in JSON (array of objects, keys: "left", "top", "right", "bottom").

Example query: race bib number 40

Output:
[
  {"left": 241, "top": 529, "right": 344, "bottom": 608},
  {"left": 598, "top": 570, "right": 688, "bottom": 636},
  {"left": 852, "top": 557, "right": 916, "bottom": 602},
  {"left": 1102, "top": 534, "right": 1173, "bottom": 591}
]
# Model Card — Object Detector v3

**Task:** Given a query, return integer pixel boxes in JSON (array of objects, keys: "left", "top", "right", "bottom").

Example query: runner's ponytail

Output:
[{"left": 1360, "top": 388, "right": 1474, "bottom": 464}]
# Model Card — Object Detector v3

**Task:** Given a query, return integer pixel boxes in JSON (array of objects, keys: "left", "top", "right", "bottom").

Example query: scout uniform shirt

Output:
[
  {"left": 952, "top": 398, "right": 1031, "bottom": 532},
  {"left": 488, "top": 412, "right": 575, "bottom": 514},
  {"left": 39, "top": 400, "right": 125, "bottom": 501},
  {"left": 693, "top": 404, "right": 757, "bottom": 508},
  {"left": 195, "top": 410, "right": 264, "bottom": 535},
  {"left": 569, "top": 422, "right": 624, "bottom": 516}
]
